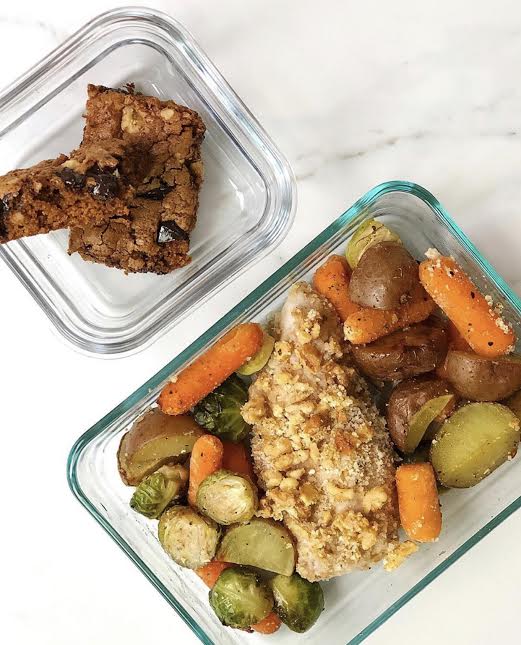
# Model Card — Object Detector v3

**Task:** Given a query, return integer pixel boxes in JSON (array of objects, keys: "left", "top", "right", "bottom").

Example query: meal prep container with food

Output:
[
  {"left": 68, "top": 181, "right": 521, "bottom": 645},
  {"left": 0, "top": 7, "right": 295, "bottom": 356}
]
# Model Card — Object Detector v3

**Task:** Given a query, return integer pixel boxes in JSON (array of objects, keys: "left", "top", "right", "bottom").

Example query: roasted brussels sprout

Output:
[
  {"left": 209, "top": 567, "right": 273, "bottom": 629},
  {"left": 193, "top": 375, "right": 250, "bottom": 443},
  {"left": 430, "top": 403, "right": 520, "bottom": 488},
  {"left": 118, "top": 409, "right": 203, "bottom": 485},
  {"left": 217, "top": 518, "right": 296, "bottom": 576},
  {"left": 346, "top": 218, "right": 402, "bottom": 268},
  {"left": 130, "top": 464, "right": 188, "bottom": 519},
  {"left": 348, "top": 242, "right": 423, "bottom": 310},
  {"left": 196, "top": 469, "right": 258, "bottom": 525},
  {"left": 237, "top": 333, "right": 275, "bottom": 376},
  {"left": 270, "top": 573, "right": 324, "bottom": 633},
  {"left": 158, "top": 506, "right": 220, "bottom": 569}
]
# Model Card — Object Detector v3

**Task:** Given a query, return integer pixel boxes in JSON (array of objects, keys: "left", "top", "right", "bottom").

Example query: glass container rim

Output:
[
  {"left": 0, "top": 5, "right": 297, "bottom": 357},
  {"left": 67, "top": 179, "right": 521, "bottom": 644}
]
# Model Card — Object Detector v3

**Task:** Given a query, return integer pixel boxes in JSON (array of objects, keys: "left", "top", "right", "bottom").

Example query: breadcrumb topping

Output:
[
  {"left": 243, "top": 282, "right": 402, "bottom": 581},
  {"left": 383, "top": 541, "right": 418, "bottom": 571},
  {"left": 425, "top": 248, "right": 441, "bottom": 260}
]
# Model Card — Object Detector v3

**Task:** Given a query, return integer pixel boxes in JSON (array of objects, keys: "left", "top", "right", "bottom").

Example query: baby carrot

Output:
[
  {"left": 159, "top": 323, "right": 264, "bottom": 415},
  {"left": 419, "top": 256, "right": 515, "bottom": 358},
  {"left": 222, "top": 441, "right": 256, "bottom": 481},
  {"left": 396, "top": 463, "right": 442, "bottom": 542},
  {"left": 312, "top": 254, "right": 360, "bottom": 321},
  {"left": 196, "top": 561, "right": 232, "bottom": 588},
  {"left": 343, "top": 294, "right": 435, "bottom": 344},
  {"left": 446, "top": 319, "right": 472, "bottom": 351},
  {"left": 188, "top": 435, "right": 224, "bottom": 506},
  {"left": 252, "top": 612, "right": 282, "bottom": 634}
]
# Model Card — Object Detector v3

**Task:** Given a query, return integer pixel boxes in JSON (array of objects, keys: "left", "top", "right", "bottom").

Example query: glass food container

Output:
[
  {"left": 68, "top": 181, "right": 521, "bottom": 645},
  {"left": 0, "top": 7, "right": 295, "bottom": 356}
]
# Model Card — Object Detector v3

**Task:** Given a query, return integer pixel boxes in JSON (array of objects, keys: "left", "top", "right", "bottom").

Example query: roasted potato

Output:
[
  {"left": 351, "top": 323, "right": 448, "bottom": 381},
  {"left": 443, "top": 351, "right": 521, "bottom": 401},
  {"left": 430, "top": 403, "right": 520, "bottom": 487},
  {"left": 387, "top": 377, "right": 457, "bottom": 452},
  {"left": 348, "top": 242, "right": 423, "bottom": 310},
  {"left": 505, "top": 389, "right": 521, "bottom": 420},
  {"left": 118, "top": 408, "right": 203, "bottom": 485}
]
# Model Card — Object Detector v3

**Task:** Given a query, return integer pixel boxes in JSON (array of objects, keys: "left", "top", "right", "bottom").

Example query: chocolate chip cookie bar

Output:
[
  {"left": 68, "top": 85, "right": 205, "bottom": 274},
  {"left": 0, "top": 140, "right": 139, "bottom": 244}
]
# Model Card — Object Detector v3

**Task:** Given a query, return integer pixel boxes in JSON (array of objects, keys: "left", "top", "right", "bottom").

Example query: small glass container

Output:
[
  {"left": 0, "top": 7, "right": 295, "bottom": 356},
  {"left": 68, "top": 181, "right": 521, "bottom": 645}
]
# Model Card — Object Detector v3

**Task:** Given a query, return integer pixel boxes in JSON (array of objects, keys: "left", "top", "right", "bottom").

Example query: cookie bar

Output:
[
  {"left": 68, "top": 84, "right": 205, "bottom": 274},
  {"left": 68, "top": 198, "right": 191, "bottom": 274},
  {"left": 0, "top": 140, "right": 139, "bottom": 244}
]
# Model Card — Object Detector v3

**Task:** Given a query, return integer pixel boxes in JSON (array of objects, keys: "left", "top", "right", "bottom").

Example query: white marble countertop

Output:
[{"left": 1, "top": 1, "right": 520, "bottom": 644}]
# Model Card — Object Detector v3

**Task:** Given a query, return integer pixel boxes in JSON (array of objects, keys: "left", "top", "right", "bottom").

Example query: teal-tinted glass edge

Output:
[{"left": 67, "top": 179, "right": 521, "bottom": 645}]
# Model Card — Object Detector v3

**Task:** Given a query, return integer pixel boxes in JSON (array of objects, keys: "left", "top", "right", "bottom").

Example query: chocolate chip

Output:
[
  {"left": 59, "top": 164, "right": 120, "bottom": 201},
  {"left": 58, "top": 168, "right": 86, "bottom": 190},
  {"left": 157, "top": 220, "right": 189, "bottom": 244},
  {"left": 98, "top": 83, "right": 135, "bottom": 95},
  {"left": 0, "top": 196, "right": 9, "bottom": 238},
  {"left": 137, "top": 182, "right": 173, "bottom": 200},
  {"left": 88, "top": 173, "right": 119, "bottom": 200}
]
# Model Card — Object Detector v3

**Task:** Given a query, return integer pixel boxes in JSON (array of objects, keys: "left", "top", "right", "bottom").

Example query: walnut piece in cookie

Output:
[
  {"left": 68, "top": 85, "right": 205, "bottom": 274},
  {"left": 0, "top": 139, "right": 137, "bottom": 244}
]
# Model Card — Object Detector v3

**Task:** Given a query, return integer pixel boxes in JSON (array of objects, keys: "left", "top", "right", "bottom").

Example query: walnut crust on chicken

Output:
[{"left": 242, "top": 282, "right": 401, "bottom": 582}]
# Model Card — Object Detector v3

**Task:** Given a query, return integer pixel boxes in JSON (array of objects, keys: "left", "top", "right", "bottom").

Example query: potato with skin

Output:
[
  {"left": 430, "top": 403, "right": 520, "bottom": 488},
  {"left": 505, "top": 390, "right": 521, "bottom": 420},
  {"left": 443, "top": 351, "right": 521, "bottom": 401},
  {"left": 348, "top": 242, "right": 423, "bottom": 310},
  {"left": 118, "top": 408, "right": 203, "bottom": 485},
  {"left": 351, "top": 323, "right": 448, "bottom": 381},
  {"left": 387, "top": 377, "right": 457, "bottom": 453}
]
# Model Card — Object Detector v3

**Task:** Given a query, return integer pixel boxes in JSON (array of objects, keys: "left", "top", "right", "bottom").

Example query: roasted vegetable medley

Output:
[{"left": 116, "top": 217, "right": 520, "bottom": 637}]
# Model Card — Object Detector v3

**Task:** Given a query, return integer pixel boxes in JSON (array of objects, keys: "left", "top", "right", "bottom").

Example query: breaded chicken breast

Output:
[{"left": 242, "top": 282, "right": 403, "bottom": 581}]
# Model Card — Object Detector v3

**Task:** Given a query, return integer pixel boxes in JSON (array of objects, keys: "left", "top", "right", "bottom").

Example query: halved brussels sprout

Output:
[
  {"left": 217, "top": 518, "right": 296, "bottom": 576},
  {"left": 118, "top": 409, "right": 203, "bottom": 485},
  {"left": 345, "top": 218, "right": 402, "bottom": 269},
  {"left": 158, "top": 506, "right": 220, "bottom": 569},
  {"left": 130, "top": 464, "right": 188, "bottom": 519},
  {"left": 209, "top": 567, "right": 273, "bottom": 629},
  {"left": 237, "top": 333, "right": 275, "bottom": 375},
  {"left": 192, "top": 375, "right": 250, "bottom": 443},
  {"left": 270, "top": 573, "right": 324, "bottom": 633},
  {"left": 430, "top": 403, "right": 520, "bottom": 488},
  {"left": 196, "top": 469, "right": 258, "bottom": 525}
]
